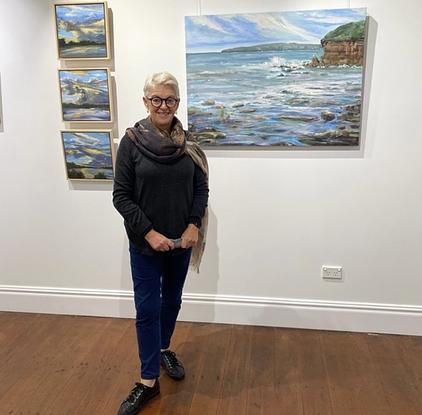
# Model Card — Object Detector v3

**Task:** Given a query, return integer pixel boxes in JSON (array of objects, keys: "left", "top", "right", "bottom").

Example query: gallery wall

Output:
[{"left": 1, "top": 0, "right": 421, "bottom": 334}]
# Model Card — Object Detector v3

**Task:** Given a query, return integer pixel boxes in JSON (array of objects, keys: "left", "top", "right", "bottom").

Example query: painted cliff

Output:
[{"left": 317, "top": 20, "right": 366, "bottom": 66}]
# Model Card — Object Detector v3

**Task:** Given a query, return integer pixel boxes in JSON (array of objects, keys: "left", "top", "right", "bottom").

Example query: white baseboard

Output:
[{"left": 1, "top": 285, "right": 422, "bottom": 336}]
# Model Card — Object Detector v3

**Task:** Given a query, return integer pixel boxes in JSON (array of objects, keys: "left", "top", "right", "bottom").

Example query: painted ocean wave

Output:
[{"left": 187, "top": 49, "right": 363, "bottom": 146}]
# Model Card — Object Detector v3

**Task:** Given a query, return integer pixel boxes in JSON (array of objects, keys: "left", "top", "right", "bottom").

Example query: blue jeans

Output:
[{"left": 129, "top": 242, "right": 191, "bottom": 380}]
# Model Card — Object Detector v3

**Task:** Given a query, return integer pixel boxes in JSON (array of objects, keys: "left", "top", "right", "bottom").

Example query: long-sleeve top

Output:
[{"left": 113, "top": 134, "right": 209, "bottom": 255}]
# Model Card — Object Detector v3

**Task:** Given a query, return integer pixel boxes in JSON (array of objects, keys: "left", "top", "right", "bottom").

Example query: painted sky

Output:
[
  {"left": 185, "top": 8, "right": 366, "bottom": 53},
  {"left": 63, "top": 132, "right": 112, "bottom": 167},
  {"left": 59, "top": 70, "right": 109, "bottom": 105},
  {"left": 56, "top": 4, "right": 106, "bottom": 44}
]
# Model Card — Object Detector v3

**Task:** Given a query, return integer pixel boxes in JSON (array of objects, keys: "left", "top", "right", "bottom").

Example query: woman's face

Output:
[{"left": 143, "top": 85, "right": 179, "bottom": 131}]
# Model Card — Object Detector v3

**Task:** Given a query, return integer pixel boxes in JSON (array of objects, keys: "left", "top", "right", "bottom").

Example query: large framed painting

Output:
[
  {"left": 58, "top": 68, "right": 112, "bottom": 122},
  {"left": 185, "top": 8, "right": 367, "bottom": 147},
  {"left": 54, "top": 2, "right": 110, "bottom": 59},
  {"left": 61, "top": 130, "right": 114, "bottom": 180}
]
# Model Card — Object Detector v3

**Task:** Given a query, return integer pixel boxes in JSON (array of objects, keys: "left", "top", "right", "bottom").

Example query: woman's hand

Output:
[
  {"left": 145, "top": 229, "right": 175, "bottom": 252},
  {"left": 181, "top": 224, "right": 199, "bottom": 249}
]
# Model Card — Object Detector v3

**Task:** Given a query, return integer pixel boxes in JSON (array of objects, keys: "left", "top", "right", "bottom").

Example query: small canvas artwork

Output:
[
  {"left": 55, "top": 3, "right": 109, "bottom": 59},
  {"left": 61, "top": 130, "right": 114, "bottom": 180},
  {"left": 185, "top": 8, "right": 367, "bottom": 147},
  {"left": 59, "top": 69, "right": 112, "bottom": 121}
]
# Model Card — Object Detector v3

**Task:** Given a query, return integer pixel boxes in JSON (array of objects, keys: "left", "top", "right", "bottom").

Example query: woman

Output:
[{"left": 113, "top": 72, "right": 209, "bottom": 415}]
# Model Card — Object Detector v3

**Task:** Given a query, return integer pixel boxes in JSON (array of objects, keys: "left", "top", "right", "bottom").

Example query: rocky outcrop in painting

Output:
[{"left": 320, "top": 20, "right": 366, "bottom": 66}]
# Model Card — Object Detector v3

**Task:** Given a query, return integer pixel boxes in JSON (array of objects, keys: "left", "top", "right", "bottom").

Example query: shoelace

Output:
[
  {"left": 162, "top": 351, "right": 181, "bottom": 368},
  {"left": 126, "top": 383, "right": 144, "bottom": 403}
]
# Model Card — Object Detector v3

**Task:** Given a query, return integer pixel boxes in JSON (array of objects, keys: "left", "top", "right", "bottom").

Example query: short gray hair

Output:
[{"left": 143, "top": 71, "right": 180, "bottom": 98}]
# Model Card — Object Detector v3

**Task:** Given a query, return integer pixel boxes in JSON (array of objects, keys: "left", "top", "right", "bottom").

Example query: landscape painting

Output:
[
  {"left": 55, "top": 3, "right": 109, "bottom": 59},
  {"left": 61, "top": 130, "right": 114, "bottom": 180},
  {"left": 59, "top": 69, "right": 112, "bottom": 121},
  {"left": 185, "top": 8, "right": 367, "bottom": 147}
]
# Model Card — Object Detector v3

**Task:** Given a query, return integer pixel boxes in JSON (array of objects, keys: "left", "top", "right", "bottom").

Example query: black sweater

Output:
[{"left": 113, "top": 134, "right": 209, "bottom": 255}]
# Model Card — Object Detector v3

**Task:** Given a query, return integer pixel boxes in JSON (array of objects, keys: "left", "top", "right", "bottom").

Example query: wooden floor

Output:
[{"left": 1, "top": 313, "right": 422, "bottom": 415}]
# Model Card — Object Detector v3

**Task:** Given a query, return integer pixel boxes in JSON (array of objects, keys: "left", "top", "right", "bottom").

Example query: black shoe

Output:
[
  {"left": 160, "top": 350, "right": 185, "bottom": 380},
  {"left": 117, "top": 380, "right": 160, "bottom": 415}
]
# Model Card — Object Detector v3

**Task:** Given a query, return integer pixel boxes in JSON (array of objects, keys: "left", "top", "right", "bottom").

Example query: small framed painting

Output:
[
  {"left": 58, "top": 68, "right": 112, "bottom": 122},
  {"left": 54, "top": 2, "right": 110, "bottom": 59},
  {"left": 61, "top": 130, "right": 115, "bottom": 181}
]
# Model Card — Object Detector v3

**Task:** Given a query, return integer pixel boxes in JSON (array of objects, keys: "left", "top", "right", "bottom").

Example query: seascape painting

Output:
[
  {"left": 59, "top": 69, "right": 111, "bottom": 121},
  {"left": 185, "top": 8, "right": 367, "bottom": 147},
  {"left": 55, "top": 3, "right": 109, "bottom": 59},
  {"left": 61, "top": 131, "right": 114, "bottom": 180}
]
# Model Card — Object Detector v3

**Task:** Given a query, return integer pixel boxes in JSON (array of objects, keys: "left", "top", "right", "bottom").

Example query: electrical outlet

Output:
[{"left": 322, "top": 266, "right": 343, "bottom": 280}]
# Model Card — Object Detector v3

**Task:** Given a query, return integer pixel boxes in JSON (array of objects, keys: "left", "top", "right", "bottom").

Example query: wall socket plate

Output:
[{"left": 322, "top": 266, "right": 343, "bottom": 280}]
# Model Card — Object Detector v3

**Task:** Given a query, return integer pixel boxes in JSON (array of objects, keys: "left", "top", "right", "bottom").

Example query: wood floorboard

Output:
[
  {"left": 295, "top": 330, "right": 334, "bottom": 415},
  {"left": 1, "top": 312, "right": 421, "bottom": 415},
  {"left": 245, "top": 326, "right": 277, "bottom": 415},
  {"left": 65, "top": 319, "right": 132, "bottom": 415},
  {"left": 401, "top": 336, "right": 422, "bottom": 412},
  {"left": 187, "top": 323, "right": 232, "bottom": 415},
  {"left": 0, "top": 312, "right": 34, "bottom": 356},
  {"left": 0, "top": 314, "right": 71, "bottom": 411},
  {"left": 155, "top": 322, "right": 195, "bottom": 415},
  {"left": 367, "top": 334, "right": 422, "bottom": 415},
  {"left": 322, "top": 332, "right": 391, "bottom": 415},
  {"left": 11, "top": 316, "right": 112, "bottom": 415},
  {"left": 272, "top": 328, "right": 303, "bottom": 414},
  {"left": 101, "top": 321, "right": 141, "bottom": 415},
  {"left": 216, "top": 325, "right": 252, "bottom": 415}
]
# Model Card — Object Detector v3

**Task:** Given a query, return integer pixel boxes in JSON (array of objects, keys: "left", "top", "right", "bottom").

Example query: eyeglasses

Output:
[{"left": 146, "top": 96, "right": 179, "bottom": 108}]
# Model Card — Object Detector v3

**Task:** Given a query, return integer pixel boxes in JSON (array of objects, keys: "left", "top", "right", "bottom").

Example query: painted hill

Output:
[
  {"left": 221, "top": 42, "right": 320, "bottom": 53},
  {"left": 322, "top": 20, "right": 366, "bottom": 43}
]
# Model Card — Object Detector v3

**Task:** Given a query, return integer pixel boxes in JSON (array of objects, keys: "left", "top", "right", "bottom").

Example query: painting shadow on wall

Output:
[
  {"left": 181, "top": 205, "right": 220, "bottom": 323},
  {"left": 358, "top": 16, "right": 378, "bottom": 158},
  {"left": 118, "top": 239, "right": 134, "bottom": 317},
  {"left": 0, "top": 73, "right": 4, "bottom": 132},
  {"left": 68, "top": 180, "right": 113, "bottom": 191}
]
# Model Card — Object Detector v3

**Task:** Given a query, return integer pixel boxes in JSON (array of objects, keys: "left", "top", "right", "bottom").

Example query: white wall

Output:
[{"left": 1, "top": 0, "right": 421, "bottom": 334}]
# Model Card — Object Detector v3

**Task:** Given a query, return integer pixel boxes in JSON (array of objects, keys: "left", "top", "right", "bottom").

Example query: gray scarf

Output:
[{"left": 126, "top": 116, "right": 186, "bottom": 163}]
